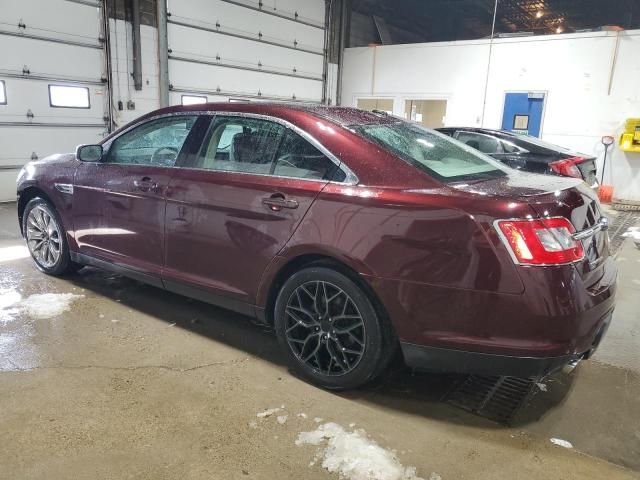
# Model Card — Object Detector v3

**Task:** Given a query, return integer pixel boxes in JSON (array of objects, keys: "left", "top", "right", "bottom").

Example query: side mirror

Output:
[{"left": 76, "top": 144, "right": 103, "bottom": 162}]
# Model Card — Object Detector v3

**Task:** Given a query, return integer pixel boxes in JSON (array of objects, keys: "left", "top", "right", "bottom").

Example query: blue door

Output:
[{"left": 501, "top": 92, "right": 545, "bottom": 137}]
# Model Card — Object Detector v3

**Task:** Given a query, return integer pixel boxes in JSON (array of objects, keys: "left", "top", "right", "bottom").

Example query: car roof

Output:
[{"left": 145, "top": 102, "right": 394, "bottom": 125}]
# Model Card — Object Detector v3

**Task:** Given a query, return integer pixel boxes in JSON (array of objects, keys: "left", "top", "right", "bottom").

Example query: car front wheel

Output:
[
  {"left": 274, "top": 266, "right": 392, "bottom": 390},
  {"left": 22, "top": 197, "right": 79, "bottom": 276}
]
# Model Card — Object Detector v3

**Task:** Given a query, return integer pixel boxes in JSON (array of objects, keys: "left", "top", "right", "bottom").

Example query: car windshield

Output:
[{"left": 353, "top": 121, "right": 509, "bottom": 182}]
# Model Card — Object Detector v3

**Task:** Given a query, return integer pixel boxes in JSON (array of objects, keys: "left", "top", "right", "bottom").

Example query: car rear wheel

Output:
[
  {"left": 274, "top": 267, "right": 392, "bottom": 390},
  {"left": 23, "top": 198, "right": 79, "bottom": 276}
]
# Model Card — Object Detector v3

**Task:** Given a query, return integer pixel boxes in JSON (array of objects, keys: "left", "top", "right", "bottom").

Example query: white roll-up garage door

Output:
[
  {"left": 0, "top": 0, "right": 109, "bottom": 201},
  {"left": 166, "top": 0, "right": 326, "bottom": 105}
]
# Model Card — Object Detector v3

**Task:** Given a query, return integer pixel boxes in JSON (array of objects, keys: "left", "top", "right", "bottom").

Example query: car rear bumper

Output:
[{"left": 401, "top": 309, "right": 612, "bottom": 377}]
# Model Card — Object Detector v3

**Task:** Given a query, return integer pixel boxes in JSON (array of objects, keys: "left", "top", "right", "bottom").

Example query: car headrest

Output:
[
  {"left": 231, "top": 132, "right": 260, "bottom": 163},
  {"left": 465, "top": 140, "right": 480, "bottom": 150}
]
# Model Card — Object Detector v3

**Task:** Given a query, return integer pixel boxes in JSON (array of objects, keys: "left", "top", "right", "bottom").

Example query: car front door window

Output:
[{"left": 106, "top": 115, "right": 198, "bottom": 167}]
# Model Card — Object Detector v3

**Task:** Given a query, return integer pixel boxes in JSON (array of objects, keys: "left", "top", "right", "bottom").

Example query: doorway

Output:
[
  {"left": 501, "top": 92, "right": 546, "bottom": 137},
  {"left": 404, "top": 99, "right": 447, "bottom": 128},
  {"left": 356, "top": 98, "right": 394, "bottom": 114}
]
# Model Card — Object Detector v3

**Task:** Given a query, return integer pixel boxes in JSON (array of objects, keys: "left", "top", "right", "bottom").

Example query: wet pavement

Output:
[{"left": 1, "top": 201, "right": 639, "bottom": 479}]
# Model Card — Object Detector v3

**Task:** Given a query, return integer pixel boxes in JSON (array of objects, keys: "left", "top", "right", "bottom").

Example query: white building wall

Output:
[{"left": 341, "top": 30, "right": 640, "bottom": 202}]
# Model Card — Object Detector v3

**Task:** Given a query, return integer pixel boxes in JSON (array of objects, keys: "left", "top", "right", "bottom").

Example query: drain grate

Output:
[
  {"left": 445, "top": 375, "right": 537, "bottom": 424},
  {"left": 608, "top": 210, "right": 640, "bottom": 255}
]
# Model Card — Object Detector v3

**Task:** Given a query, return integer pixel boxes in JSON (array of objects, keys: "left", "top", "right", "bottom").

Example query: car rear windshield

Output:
[{"left": 353, "top": 122, "right": 508, "bottom": 183}]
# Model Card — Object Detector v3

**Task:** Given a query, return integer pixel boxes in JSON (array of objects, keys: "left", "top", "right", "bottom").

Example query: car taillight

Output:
[
  {"left": 549, "top": 156, "right": 585, "bottom": 178},
  {"left": 495, "top": 217, "right": 584, "bottom": 265}
]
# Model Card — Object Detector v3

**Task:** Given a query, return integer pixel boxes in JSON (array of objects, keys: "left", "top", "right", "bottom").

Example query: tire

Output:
[
  {"left": 22, "top": 197, "right": 80, "bottom": 276},
  {"left": 274, "top": 266, "right": 393, "bottom": 390}
]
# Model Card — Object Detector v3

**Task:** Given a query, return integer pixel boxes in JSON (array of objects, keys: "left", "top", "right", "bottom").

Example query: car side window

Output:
[
  {"left": 501, "top": 140, "right": 523, "bottom": 154},
  {"left": 106, "top": 115, "right": 197, "bottom": 166},
  {"left": 196, "top": 117, "right": 284, "bottom": 174},
  {"left": 273, "top": 130, "right": 342, "bottom": 181},
  {"left": 456, "top": 131, "right": 502, "bottom": 154}
]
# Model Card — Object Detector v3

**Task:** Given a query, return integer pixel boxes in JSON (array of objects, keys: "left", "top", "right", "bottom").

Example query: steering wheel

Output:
[{"left": 151, "top": 146, "right": 179, "bottom": 165}]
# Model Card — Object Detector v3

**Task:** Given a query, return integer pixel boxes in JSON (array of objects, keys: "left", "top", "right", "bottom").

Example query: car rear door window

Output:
[
  {"left": 106, "top": 115, "right": 198, "bottom": 166},
  {"left": 196, "top": 117, "right": 284, "bottom": 174},
  {"left": 455, "top": 131, "right": 501, "bottom": 154},
  {"left": 273, "top": 130, "right": 341, "bottom": 181}
]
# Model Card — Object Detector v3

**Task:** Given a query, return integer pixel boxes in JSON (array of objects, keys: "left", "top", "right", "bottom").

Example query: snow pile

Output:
[
  {"left": 0, "top": 288, "right": 22, "bottom": 322},
  {"left": 277, "top": 415, "right": 288, "bottom": 425},
  {"left": 622, "top": 227, "right": 640, "bottom": 248},
  {"left": 296, "top": 422, "right": 424, "bottom": 480},
  {"left": 19, "top": 293, "right": 84, "bottom": 319},
  {"left": 257, "top": 405, "right": 285, "bottom": 418},
  {"left": 550, "top": 438, "right": 573, "bottom": 449},
  {"left": 622, "top": 227, "right": 640, "bottom": 240}
]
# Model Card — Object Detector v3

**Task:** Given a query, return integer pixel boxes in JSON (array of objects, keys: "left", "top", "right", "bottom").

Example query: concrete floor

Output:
[{"left": 1, "top": 202, "right": 639, "bottom": 480}]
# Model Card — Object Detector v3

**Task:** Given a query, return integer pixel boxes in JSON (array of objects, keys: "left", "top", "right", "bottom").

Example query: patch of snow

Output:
[
  {"left": 297, "top": 413, "right": 308, "bottom": 419},
  {"left": 550, "top": 438, "right": 573, "bottom": 449},
  {"left": 3, "top": 293, "right": 84, "bottom": 320},
  {"left": 313, "top": 417, "right": 323, "bottom": 423},
  {"left": 99, "top": 313, "right": 105, "bottom": 318},
  {"left": 296, "top": 422, "right": 424, "bottom": 480},
  {"left": 429, "top": 473, "right": 442, "bottom": 480},
  {"left": 0, "top": 289, "right": 22, "bottom": 310},
  {"left": 622, "top": 227, "right": 640, "bottom": 240},
  {"left": 536, "top": 382, "right": 548, "bottom": 392},
  {"left": 349, "top": 423, "right": 356, "bottom": 428},
  {"left": 0, "top": 245, "right": 30, "bottom": 263},
  {"left": 277, "top": 415, "right": 288, "bottom": 425},
  {"left": 257, "top": 407, "right": 282, "bottom": 418},
  {"left": 0, "top": 289, "right": 22, "bottom": 322},
  {"left": 632, "top": 279, "right": 640, "bottom": 286},
  {"left": 111, "top": 319, "right": 119, "bottom": 323},
  {"left": 248, "top": 421, "right": 258, "bottom": 429}
]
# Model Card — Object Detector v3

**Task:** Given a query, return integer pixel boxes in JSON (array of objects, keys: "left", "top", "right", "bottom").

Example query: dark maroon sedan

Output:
[{"left": 17, "top": 103, "right": 616, "bottom": 390}]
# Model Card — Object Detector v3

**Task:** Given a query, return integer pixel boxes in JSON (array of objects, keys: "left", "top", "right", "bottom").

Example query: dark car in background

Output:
[
  {"left": 437, "top": 127, "right": 599, "bottom": 187},
  {"left": 17, "top": 104, "right": 615, "bottom": 390}
]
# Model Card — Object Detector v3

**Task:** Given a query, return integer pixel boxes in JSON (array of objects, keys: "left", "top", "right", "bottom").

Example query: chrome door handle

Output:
[{"left": 262, "top": 195, "right": 299, "bottom": 211}]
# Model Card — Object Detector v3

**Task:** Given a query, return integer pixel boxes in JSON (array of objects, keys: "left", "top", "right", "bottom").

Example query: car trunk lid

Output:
[{"left": 452, "top": 171, "right": 610, "bottom": 282}]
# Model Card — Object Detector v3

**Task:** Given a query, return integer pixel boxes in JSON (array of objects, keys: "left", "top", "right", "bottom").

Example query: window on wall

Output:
[
  {"left": 181, "top": 95, "right": 207, "bottom": 105},
  {"left": 0, "top": 80, "right": 6, "bottom": 104},
  {"left": 48, "top": 85, "right": 90, "bottom": 108}
]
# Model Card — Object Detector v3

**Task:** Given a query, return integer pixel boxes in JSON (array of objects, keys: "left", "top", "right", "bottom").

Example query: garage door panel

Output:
[
  {"left": 169, "top": 60, "right": 322, "bottom": 101},
  {"left": 169, "top": 0, "right": 325, "bottom": 50},
  {"left": 0, "top": 0, "right": 106, "bottom": 202},
  {"left": 258, "top": 0, "right": 326, "bottom": 24},
  {"left": 0, "top": 127, "right": 105, "bottom": 163},
  {"left": 0, "top": 0, "right": 102, "bottom": 40},
  {"left": 0, "top": 79, "right": 106, "bottom": 123},
  {"left": 0, "top": 36, "right": 103, "bottom": 79},
  {"left": 168, "top": 24, "right": 323, "bottom": 76}
]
